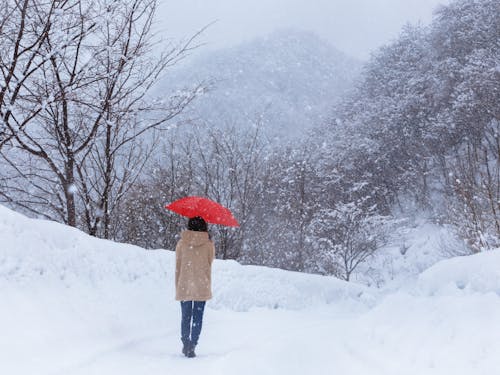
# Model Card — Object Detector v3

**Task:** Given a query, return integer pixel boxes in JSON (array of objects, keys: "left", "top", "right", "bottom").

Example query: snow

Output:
[
  {"left": 154, "top": 30, "right": 361, "bottom": 140},
  {"left": 67, "top": 184, "right": 78, "bottom": 195},
  {"left": 353, "top": 219, "right": 453, "bottom": 288},
  {"left": 1, "top": 204, "right": 500, "bottom": 374},
  {"left": 417, "top": 250, "right": 500, "bottom": 296}
]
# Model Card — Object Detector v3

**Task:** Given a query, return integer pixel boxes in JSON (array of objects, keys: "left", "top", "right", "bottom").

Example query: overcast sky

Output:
[{"left": 157, "top": 0, "right": 450, "bottom": 60}]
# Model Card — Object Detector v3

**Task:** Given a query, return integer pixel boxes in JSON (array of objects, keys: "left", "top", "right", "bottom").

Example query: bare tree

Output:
[
  {"left": 116, "top": 137, "right": 199, "bottom": 249},
  {"left": 0, "top": 0, "right": 203, "bottom": 234},
  {"left": 0, "top": 0, "right": 70, "bottom": 150},
  {"left": 254, "top": 143, "right": 319, "bottom": 271},
  {"left": 191, "top": 124, "right": 268, "bottom": 259},
  {"left": 72, "top": 0, "right": 204, "bottom": 237},
  {"left": 115, "top": 122, "right": 271, "bottom": 258},
  {"left": 0, "top": 0, "right": 97, "bottom": 220},
  {"left": 446, "top": 120, "right": 500, "bottom": 252}
]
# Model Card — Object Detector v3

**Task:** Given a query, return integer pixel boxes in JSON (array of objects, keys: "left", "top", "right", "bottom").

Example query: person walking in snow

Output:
[{"left": 175, "top": 216, "right": 215, "bottom": 358}]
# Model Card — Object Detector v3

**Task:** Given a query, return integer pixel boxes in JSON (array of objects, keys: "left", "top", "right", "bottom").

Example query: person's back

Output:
[
  {"left": 175, "top": 230, "right": 214, "bottom": 301},
  {"left": 174, "top": 216, "right": 215, "bottom": 358}
]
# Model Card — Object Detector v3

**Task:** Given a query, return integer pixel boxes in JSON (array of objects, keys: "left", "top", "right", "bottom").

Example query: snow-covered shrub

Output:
[{"left": 306, "top": 202, "right": 394, "bottom": 281}]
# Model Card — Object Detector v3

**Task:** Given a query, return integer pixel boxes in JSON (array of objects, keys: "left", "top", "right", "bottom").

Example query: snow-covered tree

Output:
[
  {"left": 430, "top": 0, "right": 500, "bottom": 251},
  {"left": 0, "top": 0, "right": 74, "bottom": 150},
  {"left": 0, "top": 0, "right": 201, "bottom": 236},
  {"left": 306, "top": 202, "right": 392, "bottom": 281}
]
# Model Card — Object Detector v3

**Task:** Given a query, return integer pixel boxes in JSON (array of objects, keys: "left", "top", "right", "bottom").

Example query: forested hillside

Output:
[{"left": 154, "top": 29, "right": 361, "bottom": 138}]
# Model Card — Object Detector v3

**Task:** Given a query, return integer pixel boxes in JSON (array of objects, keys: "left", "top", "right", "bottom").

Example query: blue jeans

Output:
[{"left": 180, "top": 301, "right": 206, "bottom": 346}]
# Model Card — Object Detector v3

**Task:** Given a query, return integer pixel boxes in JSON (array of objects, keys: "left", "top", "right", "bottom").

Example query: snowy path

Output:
[
  {"left": 23, "top": 308, "right": 374, "bottom": 375},
  {"left": 7, "top": 302, "right": 362, "bottom": 375},
  {"left": 5, "top": 292, "right": 500, "bottom": 375}
]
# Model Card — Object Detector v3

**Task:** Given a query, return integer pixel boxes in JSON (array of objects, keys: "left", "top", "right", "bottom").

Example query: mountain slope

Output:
[{"left": 156, "top": 29, "right": 361, "bottom": 138}]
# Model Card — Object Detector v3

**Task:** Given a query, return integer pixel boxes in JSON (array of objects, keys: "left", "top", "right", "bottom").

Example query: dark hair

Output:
[{"left": 188, "top": 216, "right": 208, "bottom": 232}]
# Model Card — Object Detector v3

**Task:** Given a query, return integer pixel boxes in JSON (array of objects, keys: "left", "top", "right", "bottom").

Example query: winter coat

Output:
[{"left": 175, "top": 230, "right": 215, "bottom": 301}]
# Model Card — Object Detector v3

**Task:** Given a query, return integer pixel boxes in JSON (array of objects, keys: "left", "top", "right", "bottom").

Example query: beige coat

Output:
[{"left": 175, "top": 230, "right": 215, "bottom": 301}]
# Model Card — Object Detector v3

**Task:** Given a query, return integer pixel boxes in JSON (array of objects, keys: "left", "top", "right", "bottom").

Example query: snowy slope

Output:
[
  {"left": 1, "top": 205, "right": 500, "bottom": 374},
  {"left": 155, "top": 29, "right": 361, "bottom": 139},
  {"left": 353, "top": 219, "right": 458, "bottom": 288}
]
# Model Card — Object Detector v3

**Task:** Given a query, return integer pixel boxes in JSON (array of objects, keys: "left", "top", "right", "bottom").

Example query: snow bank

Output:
[
  {"left": 0, "top": 205, "right": 369, "bottom": 311},
  {"left": 354, "top": 219, "right": 453, "bottom": 288},
  {"left": 416, "top": 249, "right": 500, "bottom": 296},
  {"left": 0, "top": 205, "right": 370, "bottom": 373},
  {"left": 351, "top": 291, "right": 500, "bottom": 374},
  {"left": 212, "top": 261, "right": 371, "bottom": 311}
]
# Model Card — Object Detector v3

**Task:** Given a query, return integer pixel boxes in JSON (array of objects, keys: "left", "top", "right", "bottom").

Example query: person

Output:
[{"left": 175, "top": 216, "right": 215, "bottom": 358}]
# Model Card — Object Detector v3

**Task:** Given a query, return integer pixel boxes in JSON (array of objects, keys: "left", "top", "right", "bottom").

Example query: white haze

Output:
[{"left": 157, "top": 0, "right": 450, "bottom": 60}]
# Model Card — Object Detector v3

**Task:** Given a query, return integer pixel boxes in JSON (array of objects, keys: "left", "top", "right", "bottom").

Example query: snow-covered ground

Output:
[
  {"left": 1, "top": 205, "right": 499, "bottom": 374},
  {"left": 354, "top": 218, "right": 460, "bottom": 289}
]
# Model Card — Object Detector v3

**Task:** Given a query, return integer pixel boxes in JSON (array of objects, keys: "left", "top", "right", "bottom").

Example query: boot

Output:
[
  {"left": 182, "top": 340, "right": 190, "bottom": 357},
  {"left": 186, "top": 342, "right": 196, "bottom": 358}
]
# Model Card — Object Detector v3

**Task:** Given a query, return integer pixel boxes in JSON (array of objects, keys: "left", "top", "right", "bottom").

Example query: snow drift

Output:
[
  {"left": 417, "top": 250, "right": 500, "bottom": 296},
  {"left": 1, "top": 205, "right": 500, "bottom": 375},
  {"left": 0, "top": 205, "right": 368, "bottom": 311}
]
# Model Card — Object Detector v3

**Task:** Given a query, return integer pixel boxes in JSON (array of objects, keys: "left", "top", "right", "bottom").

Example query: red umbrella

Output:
[{"left": 165, "top": 196, "right": 239, "bottom": 227}]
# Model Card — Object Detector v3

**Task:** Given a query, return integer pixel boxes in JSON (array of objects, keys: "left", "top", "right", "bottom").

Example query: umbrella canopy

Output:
[{"left": 165, "top": 196, "right": 239, "bottom": 227}]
